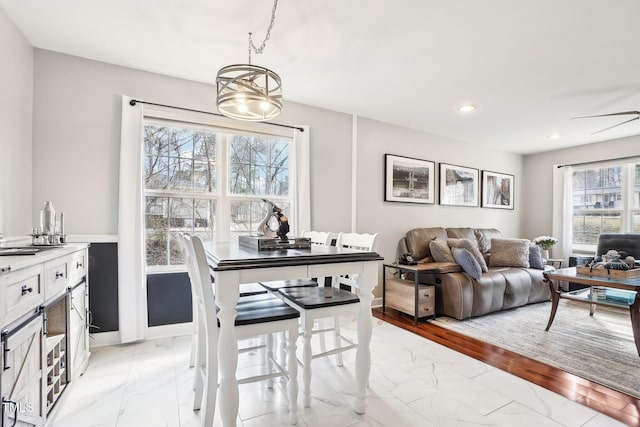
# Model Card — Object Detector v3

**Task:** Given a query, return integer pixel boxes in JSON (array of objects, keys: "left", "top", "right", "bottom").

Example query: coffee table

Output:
[{"left": 543, "top": 267, "right": 640, "bottom": 356}]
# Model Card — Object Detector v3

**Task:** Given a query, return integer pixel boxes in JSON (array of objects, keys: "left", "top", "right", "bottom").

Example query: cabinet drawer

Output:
[
  {"left": 45, "top": 260, "right": 68, "bottom": 299},
  {"left": 386, "top": 278, "right": 434, "bottom": 303},
  {"left": 385, "top": 278, "right": 435, "bottom": 317},
  {"left": 1, "top": 265, "right": 45, "bottom": 327},
  {"left": 68, "top": 250, "right": 87, "bottom": 286}
]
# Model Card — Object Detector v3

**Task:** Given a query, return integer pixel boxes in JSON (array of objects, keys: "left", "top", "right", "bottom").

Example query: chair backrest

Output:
[
  {"left": 335, "top": 232, "right": 379, "bottom": 252},
  {"left": 180, "top": 233, "right": 218, "bottom": 334},
  {"left": 333, "top": 232, "right": 379, "bottom": 289},
  {"left": 301, "top": 230, "right": 332, "bottom": 246}
]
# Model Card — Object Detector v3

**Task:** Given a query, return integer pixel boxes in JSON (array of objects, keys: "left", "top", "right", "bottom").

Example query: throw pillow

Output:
[
  {"left": 451, "top": 247, "right": 483, "bottom": 280},
  {"left": 447, "top": 238, "right": 488, "bottom": 272},
  {"left": 489, "top": 238, "right": 530, "bottom": 268},
  {"left": 528, "top": 244, "right": 545, "bottom": 270},
  {"left": 474, "top": 228, "right": 503, "bottom": 255},
  {"left": 429, "top": 238, "right": 455, "bottom": 263}
]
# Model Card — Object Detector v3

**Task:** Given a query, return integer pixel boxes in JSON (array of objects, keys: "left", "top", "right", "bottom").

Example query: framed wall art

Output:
[
  {"left": 384, "top": 154, "right": 435, "bottom": 204},
  {"left": 481, "top": 170, "right": 514, "bottom": 209},
  {"left": 439, "top": 163, "right": 479, "bottom": 207}
]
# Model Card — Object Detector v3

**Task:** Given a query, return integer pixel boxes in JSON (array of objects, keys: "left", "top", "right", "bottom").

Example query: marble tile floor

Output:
[{"left": 50, "top": 317, "right": 625, "bottom": 427}]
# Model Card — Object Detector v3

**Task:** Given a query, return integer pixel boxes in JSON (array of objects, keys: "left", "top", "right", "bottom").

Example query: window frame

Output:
[
  {"left": 142, "top": 115, "right": 294, "bottom": 273},
  {"left": 570, "top": 161, "right": 640, "bottom": 254}
]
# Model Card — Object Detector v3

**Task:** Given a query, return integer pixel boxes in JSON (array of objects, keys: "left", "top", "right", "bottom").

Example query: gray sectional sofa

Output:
[{"left": 398, "top": 227, "right": 552, "bottom": 320}]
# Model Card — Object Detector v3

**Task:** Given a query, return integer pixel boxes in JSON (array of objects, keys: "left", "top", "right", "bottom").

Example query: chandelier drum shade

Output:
[
  {"left": 215, "top": 0, "right": 283, "bottom": 122},
  {"left": 216, "top": 63, "right": 282, "bottom": 121}
]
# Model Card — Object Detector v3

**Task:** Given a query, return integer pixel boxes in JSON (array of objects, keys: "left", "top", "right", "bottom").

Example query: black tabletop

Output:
[{"left": 203, "top": 241, "right": 383, "bottom": 271}]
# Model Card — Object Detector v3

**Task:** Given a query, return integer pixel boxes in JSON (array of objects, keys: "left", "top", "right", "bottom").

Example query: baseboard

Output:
[
  {"left": 89, "top": 330, "right": 121, "bottom": 348},
  {"left": 146, "top": 322, "right": 192, "bottom": 340},
  {"left": 372, "top": 297, "right": 382, "bottom": 308}
]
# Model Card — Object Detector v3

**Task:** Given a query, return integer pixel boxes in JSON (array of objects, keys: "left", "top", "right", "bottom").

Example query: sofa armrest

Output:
[{"left": 425, "top": 262, "right": 463, "bottom": 273}]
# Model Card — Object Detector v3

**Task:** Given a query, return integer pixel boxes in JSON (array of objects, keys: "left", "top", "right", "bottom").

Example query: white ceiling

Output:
[{"left": 3, "top": 0, "right": 640, "bottom": 155}]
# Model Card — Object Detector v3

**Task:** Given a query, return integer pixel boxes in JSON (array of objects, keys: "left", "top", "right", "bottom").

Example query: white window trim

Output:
[
  {"left": 119, "top": 95, "right": 310, "bottom": 343},
  {"left": 554, "top": 158, "right": 640, "bottom": 259}
]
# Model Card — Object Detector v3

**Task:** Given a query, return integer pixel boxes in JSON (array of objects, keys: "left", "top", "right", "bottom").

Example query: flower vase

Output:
[{"left": 542, "top": 249, "right": 550, "bottom": 260}]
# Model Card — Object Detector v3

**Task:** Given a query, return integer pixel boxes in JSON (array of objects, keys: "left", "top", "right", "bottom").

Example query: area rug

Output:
[{"left": 432, "top": 300, "right": 640, "bottom": 399}]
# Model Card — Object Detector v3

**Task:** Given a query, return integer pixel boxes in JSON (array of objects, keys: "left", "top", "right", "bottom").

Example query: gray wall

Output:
[
  {"left": 356, "top": 117, "right": 524, "bottom": 264},
  {"left": 521, "top": 135, "right": 640, "bottom": 241},
  {"left": 0, "top": 8, "right": 33, "bottom": 237},
  {"left": 32, "top": 49, "right": 354, "bottom": 236},
  {"left": 31, "top": 49, "right": 528, "bottom": 267}
]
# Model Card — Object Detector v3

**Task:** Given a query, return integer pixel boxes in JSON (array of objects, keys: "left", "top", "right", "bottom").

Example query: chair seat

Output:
[
  {"left": 260, "top": 278, "right": 318, "bottom": 291},
  {"left": 240, "top": 282, "right": 269, "bottom": 296},
  {"left": 232, "top": 294, "right": 301, "bottom": 326},
  {"left": 278, "top": 287, "right": 360, "bottom": 309}
]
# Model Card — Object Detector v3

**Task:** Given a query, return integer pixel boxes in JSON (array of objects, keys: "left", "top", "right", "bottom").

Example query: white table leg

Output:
[
  {"left": 354, "top": 261, "right": 377, "bottom": 414},
  {"left": 302, "top": 314, "right": 313, "bottom": 408},
  {"left": 287, "top": 322, "right": 299, "bottom": 424},
  {"left": 215, "top": 270, "right": 240, "bottom": 427}
]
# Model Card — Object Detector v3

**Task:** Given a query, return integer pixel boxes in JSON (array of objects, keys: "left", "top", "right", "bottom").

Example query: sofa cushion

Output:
[
  {"left": 446, "top": 227, "right": 477, "bottom": 243},
  {"left": 474, "top": 228, "right": 503, "bottom": 254},
  {"left": 429, "top": 238, "right": 455, "bottom": 263},
  {"left": 447, "top": 238, "right": 488, "bottom": 272},
  {"left": 451, "top": 247, "right": 482, "bottom": 280},
  {"left": 405, "top": 227, "right": 448, "bottom": 261},
  {"left": 489, "top": 238, "right": 530, "bottom": 268},
  {"left": 528, "top": 244, "right": 545, "bottom": 270}
]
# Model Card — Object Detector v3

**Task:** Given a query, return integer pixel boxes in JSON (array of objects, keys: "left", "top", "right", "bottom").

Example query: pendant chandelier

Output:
[{"left": 216, "top": 0, "right": 283, "bottom": 121}]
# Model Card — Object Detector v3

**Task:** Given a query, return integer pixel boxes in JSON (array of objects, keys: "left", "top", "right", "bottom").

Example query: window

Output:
[
  {"left": 570, "top": 161, "right": 640, "bottom": 252},
  {"left": 143, "top": 119, "right": 292, "bottom": 268}
]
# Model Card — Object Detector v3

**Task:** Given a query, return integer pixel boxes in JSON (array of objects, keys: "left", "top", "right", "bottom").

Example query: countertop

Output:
[{"left": 0, "top": 243, "right": 89, "bottom": 273}]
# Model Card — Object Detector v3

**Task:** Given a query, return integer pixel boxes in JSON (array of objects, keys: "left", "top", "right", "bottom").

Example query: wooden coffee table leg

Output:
[
  {"left": 630, "top": 292, "right": 640, "bottom": 357},
  {"left": 545, "top": 278, "right": 560, "bottom": 331}
]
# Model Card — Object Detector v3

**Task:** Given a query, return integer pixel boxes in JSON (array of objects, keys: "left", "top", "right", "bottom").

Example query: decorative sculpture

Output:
[{"left": 257, "top": 198, "right": 289, "bottom": 241}]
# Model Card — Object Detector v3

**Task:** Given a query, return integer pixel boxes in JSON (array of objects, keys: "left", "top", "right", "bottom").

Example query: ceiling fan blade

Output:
[
  {"left": 572, "top": 111, "right": 640, "bottom": 119},
  {"left": 590, "top": 116, "right": 640, "bottom": 135}
]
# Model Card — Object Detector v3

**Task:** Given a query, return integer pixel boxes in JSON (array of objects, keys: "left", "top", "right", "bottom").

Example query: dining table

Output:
[{"left": 202, "top": 240, "right": 383, "bottom": 426}]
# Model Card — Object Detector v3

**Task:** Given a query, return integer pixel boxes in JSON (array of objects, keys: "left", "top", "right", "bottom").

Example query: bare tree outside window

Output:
[{"left": 143, "top": 123, "right": 291, "bottom": 267}]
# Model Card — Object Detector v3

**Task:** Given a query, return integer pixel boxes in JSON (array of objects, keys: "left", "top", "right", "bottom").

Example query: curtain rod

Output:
[
  {"left": 128, "top": 99, "right": 304, "bottom": 132},
  {"left": 556, "top": 154, "right": 640, "bottom": 168}
]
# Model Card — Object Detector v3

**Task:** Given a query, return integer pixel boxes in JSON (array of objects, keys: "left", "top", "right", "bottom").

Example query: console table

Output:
[
  {"left": 543, "top": 267, "right": 640, "bottom": 356},
  {"left": 202, "top": 241, "right": 382, "bottom": 427}
]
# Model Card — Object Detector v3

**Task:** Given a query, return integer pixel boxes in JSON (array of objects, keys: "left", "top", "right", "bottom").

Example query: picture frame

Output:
[
  {"left": 439, "top": 163, "right": 479, "bottom": 207},
  {"left": 481, "top": 170, "right": 514, "bottom": 209},
  {"left": 384, "top": 154, "right": 435, "bottom": 204}
]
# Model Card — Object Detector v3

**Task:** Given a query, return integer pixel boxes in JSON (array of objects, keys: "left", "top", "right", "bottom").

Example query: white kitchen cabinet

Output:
[
  {"left": 0, "top": 244, "right": 89, "bottom": 427},
  {"left": 68, "top": 280, "right": 89, "bottom": 378},
  {"left": 1, "top": 314, "right": 44, "bottom": 427}
]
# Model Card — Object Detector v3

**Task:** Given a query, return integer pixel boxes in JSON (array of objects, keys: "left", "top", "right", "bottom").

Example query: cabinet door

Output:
[
  {"left": 68, "top": 283, "right": 89, "bottom": 378},
  {"left": 1, "top": 315, "right": 44, "bottom": 427}
]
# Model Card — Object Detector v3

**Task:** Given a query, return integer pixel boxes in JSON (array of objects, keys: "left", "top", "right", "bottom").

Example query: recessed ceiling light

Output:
[
  {"left": 459, "top": 105, "right": 476, "bottom": 113},
  {"left": 548, "top": 133, "right": 560, "bottom": 140}
]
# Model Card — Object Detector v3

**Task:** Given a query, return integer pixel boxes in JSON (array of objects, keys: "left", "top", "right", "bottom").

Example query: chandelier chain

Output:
[{"left": 247, "top": 0, "right": 279, "bottom": 63}]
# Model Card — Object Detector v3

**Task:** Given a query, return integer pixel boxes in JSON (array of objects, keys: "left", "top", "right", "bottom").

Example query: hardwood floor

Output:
[{"left": 373, "top": 307, "right": 640, "bottom": 426}]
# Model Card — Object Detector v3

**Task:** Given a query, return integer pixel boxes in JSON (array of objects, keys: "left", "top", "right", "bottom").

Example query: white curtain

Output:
[
  {"left": 551, "top": 165, "right": 573, "bottom": 262},
  {"left": 290, "top": 125, "right": 311, "bottom": 234},
  {"left": 118, "top": 95, "right": 147, "bottom": 343}
]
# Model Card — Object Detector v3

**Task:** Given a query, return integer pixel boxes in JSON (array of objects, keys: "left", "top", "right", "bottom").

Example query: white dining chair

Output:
[
  {"left": 276, "top": 232, "right": 379, "bottom": 407},
  {"left": 259, "top": 230, "right": 334, "bottom": 359},
  {"left": 259, "top": 230, "right": 333, "bottom": 292},
  {"left": 180, "top": 233, "right": 300, "bottom": 426}
]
